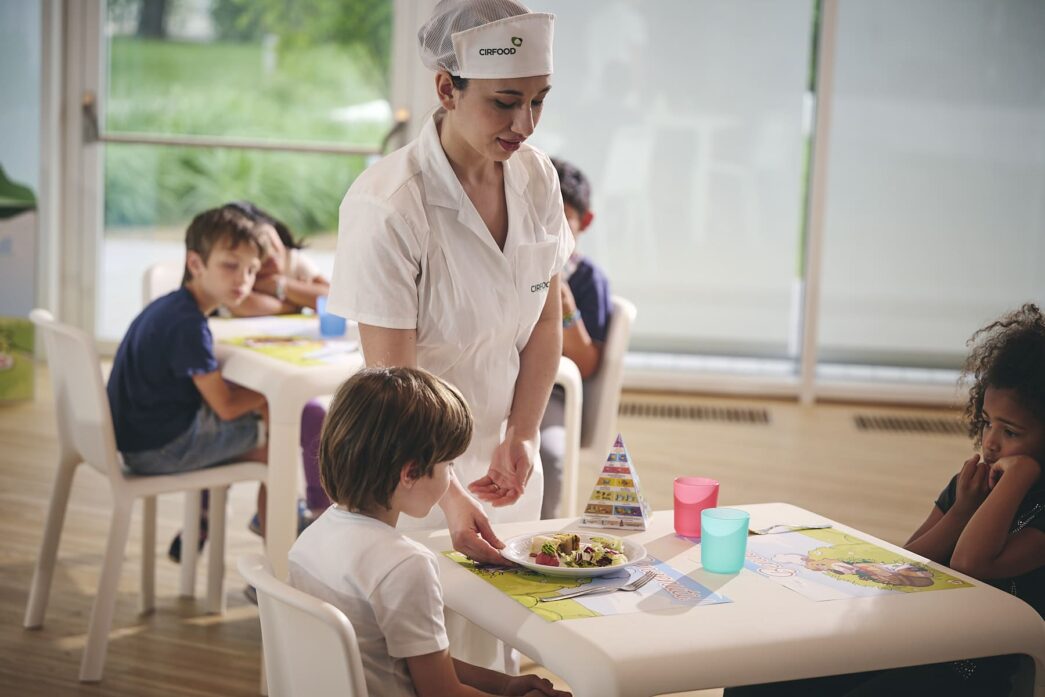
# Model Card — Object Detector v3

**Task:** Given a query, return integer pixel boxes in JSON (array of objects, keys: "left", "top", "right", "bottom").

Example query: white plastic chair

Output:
[
  {"left": 238, "top": 553, "right": 368, "bottom": 697},
  {"left": 555, "top": 296, "right": 637, "bottom": 516},
  {"left": 142, "top": 259, "right": 184, "bottom": 307},
  {"left": 23, "top": 309, "right": 267, "bottom": 682}
]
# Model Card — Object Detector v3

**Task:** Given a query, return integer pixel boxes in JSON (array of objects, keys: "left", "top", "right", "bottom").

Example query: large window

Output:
[
  {"left": 817, "top": 0, "right": 1045, "bottom": 372},
  {"left": 535, "top": 1, "right": 815, "bottom": 362},
  {"left": 98, "top": 0, "right": 394, "bottom": 341},
  {"left": 74, "top": 0, "right": 1045, "bottom": 401}
]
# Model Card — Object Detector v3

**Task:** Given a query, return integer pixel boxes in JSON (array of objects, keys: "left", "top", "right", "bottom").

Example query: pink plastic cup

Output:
[{"left": 674, "top": 477, "right": 720, "bottom": 537}]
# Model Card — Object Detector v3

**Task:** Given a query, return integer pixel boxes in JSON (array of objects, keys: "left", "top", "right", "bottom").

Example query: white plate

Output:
[{"left": 501, "top": 531, "right": 648, "bottom": 577}]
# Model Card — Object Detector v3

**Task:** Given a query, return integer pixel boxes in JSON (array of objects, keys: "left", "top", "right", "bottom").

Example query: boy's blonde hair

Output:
[
  {"left": 182, "top": 206, "right": 267, "bottom": 285},
  {"left": 320, "top": 367, "right": 474, "bottom": 512}
]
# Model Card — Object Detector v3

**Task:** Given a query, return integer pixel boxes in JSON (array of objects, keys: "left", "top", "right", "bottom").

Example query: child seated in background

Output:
[
  {"left": 221, "top": 201, "right": 330, "bottom": 317},
  {"left": 540, "top": 158, "right": 613, "bottom": 519},
  {"left": 107, "top": 206, "right": 269, "bottom": 542},
  {"left": 224, "top": 201, "right": 333, "bottom": 531},
  {"left": 726, "top": 304, "right": 1045, "bottom": 696},
  {"left": 289, "top": 367, "right": 570, "bottom": 697}
]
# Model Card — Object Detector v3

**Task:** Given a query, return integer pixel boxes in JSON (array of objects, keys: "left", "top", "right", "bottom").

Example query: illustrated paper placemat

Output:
[
  {"left": 222, "top": 336, "right": 358, "bottom": 366},
  {"left": 744, "top": 528, "right": 973, "bottom": 601},
  {"left": 445, "top": 552, "right": 731, "bottom": 622}
]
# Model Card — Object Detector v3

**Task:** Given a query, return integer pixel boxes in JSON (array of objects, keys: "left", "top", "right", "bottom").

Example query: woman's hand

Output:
[
  {"left": 503, "top": 674, "right": 571, "bottom": 697},
  {"left": 988, "top": 455, "right": 1042, "bottom": 490},
  {"left": 953, "top": 454, "right": 991, "bottom": 516},
  {"left": 442, "top": 481, "right": 506, "bottom": 564},
  {"left": 468, "top": 429, "right": 537, "bottom": 506}
]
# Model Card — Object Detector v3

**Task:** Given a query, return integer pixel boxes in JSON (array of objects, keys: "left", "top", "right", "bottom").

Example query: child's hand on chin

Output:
[
  {"left": 987, "top": 454, "right": 1043, "bottom": 490},
  {"left": 953, "top": 454, "right": 991, "bottom": 515},
  {"left": 503, "top": 673, "right": 572, "bottom": 696}
]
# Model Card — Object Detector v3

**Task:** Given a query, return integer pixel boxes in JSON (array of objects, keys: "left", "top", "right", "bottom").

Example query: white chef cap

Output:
[{"left": 418, "top": 0, "right": 554, "bottom": 79}]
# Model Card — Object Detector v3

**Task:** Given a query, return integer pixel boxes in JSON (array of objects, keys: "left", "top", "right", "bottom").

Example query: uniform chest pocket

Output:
[{"left": 514, "top": 239, "right": 560, "bottom": 338}]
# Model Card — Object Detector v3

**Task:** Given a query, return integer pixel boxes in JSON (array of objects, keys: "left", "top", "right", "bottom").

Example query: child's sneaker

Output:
[
  {"left": 248, "top": 499, "right": 314, "bottom": 538},
  {"left": 168, "top": 518, "right": 208, "bottom": 564}
]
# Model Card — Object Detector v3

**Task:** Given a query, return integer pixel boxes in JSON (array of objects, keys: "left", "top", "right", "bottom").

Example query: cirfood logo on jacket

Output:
[
  {"left": 480, "top": 36, "right": 523, "bottom": 56},
  {"left": 530, "top": 280, "right": 550, "bottom": 293}
]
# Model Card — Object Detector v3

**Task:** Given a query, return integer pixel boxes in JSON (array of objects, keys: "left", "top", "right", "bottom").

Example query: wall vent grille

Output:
[
  {"left": 853, "top": 414, "right": 965, "bottom": 435},
  {"left": 618, "top": 401, "right": 770, "bottom": 425}
]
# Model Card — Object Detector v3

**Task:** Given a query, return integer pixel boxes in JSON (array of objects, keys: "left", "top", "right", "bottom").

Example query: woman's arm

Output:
[
  {"left": 951, "top": 455, "right": 1045, "bottom": 579},
  {"left": 358, "top": 323, "right": 417, "bottom": 367},
  {"left": 469, "top": 275, "right": 562, "bottom": 505}
]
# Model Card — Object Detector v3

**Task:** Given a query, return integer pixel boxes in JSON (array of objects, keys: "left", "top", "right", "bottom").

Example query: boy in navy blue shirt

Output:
[
  {"left": 108, "top": 207, "right": 270, "bottom": 552},
  {"left": 540, "top": 158, "right": 613, "bottom": 518}
]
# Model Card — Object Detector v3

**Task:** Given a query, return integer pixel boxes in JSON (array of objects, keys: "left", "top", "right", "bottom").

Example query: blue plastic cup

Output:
[
  {"left": 316, "top": 296, "right": 346, "bottom": 338},
  {"left": 700, "top": 508, "right": 750, "bottom": 574}
]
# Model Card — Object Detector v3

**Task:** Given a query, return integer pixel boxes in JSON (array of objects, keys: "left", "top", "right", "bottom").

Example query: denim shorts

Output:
[{"left": 122, "top": 404, "right": 264, "bottom": 476}]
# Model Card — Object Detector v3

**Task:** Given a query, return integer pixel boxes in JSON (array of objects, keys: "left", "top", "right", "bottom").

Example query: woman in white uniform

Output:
[{"left": 327, "top": 0, "right": 572, "bottom": 565}]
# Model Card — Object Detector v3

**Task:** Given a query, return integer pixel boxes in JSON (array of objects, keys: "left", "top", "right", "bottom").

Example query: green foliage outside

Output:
[
  {"left": 0, "top": 318, "right": 34, "bottom": 402},
  {"left": 105, "top": 0, "right": 393, "bottom": 236}
]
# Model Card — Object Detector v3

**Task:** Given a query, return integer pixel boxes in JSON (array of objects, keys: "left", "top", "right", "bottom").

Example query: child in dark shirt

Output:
[{"left": 108, "top": 206, "right": 270, "bottom": 555}]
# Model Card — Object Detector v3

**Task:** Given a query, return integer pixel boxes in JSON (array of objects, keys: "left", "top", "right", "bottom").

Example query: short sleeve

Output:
[
  {"left": 934, "top": 474, "right": 959, "bottom": 513},
  {"left": 168, "top": 317, "right": 218, "bottom": 377},
  {"left": 570, "top": 261, "right": 612, "bottom": 344},
  {"left": 1020, "top": 487, "right": 1045, "bottom": 533},
  {"left": 327, "top": 194, "right": 422, "bottom": 330},
  {"left": 369, "top": 552, "right": 448, "bottom": 658}
]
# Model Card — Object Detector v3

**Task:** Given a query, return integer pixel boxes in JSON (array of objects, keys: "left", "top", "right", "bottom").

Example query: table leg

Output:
[{"left": 265, "top": 408, "right": 301, "bottom": 581}]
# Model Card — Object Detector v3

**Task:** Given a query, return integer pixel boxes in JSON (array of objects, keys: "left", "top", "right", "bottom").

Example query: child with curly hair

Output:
[{"left": 727, "top": 304, "right": 1045, "bottom": 696}]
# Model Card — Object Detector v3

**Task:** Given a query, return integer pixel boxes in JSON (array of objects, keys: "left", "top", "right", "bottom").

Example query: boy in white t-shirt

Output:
[{"left": 288, "top": 367, "right": 571, "bottom": 697}]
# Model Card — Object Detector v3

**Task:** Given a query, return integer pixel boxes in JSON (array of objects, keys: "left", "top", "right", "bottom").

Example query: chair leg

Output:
[
  {"left": 180, "top": 490, "right": 201, "bottom": 598},
  {"left": 79, "top": 499, "right": 133, "bottom": 682},
  {"left": 23, "top": 461, "right": 77, "bottom": 629},
  {"left": 205, "top": 486, "right": 228, "bottom": 615},
  {"left": 140, "top": 495, "right": 156, "bottom": 615}
]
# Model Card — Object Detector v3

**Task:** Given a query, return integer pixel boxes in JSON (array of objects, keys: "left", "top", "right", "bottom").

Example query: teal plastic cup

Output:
[
  {"left": 700, "top": 508, "right": 750, "bottom": 574},
  {"left": 316, "top": 295, "right": 346, "bottom": 338}
]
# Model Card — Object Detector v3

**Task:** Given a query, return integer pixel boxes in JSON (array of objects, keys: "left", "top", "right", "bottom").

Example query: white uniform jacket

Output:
[{"left": 328, "top": 110, "right": 574, "bottom": 525}]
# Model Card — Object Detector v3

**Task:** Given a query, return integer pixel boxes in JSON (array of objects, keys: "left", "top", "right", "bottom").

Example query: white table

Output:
[
  {"left": 209, "top": 316, "right": 363, "bottom": 579},
  {"left": 409, "top": 503, "right": 1045, "bottom": 697}
]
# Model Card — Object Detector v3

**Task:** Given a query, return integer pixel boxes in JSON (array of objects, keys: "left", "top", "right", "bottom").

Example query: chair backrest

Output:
[
  {"left": 238, "top": 554, "right": 368, "bottom": 697},
  {"left": 581, "top": 296, "right": 637, "bottom": 455},
  {"left": 142, "top": 259, "right": 184, "bottom": 306},
  {"left": 29, "top": 309, "right": 124, "bottom": 481}
]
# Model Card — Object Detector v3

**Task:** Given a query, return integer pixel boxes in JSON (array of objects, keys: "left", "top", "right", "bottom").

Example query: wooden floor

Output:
[{"left": 0, "top": 365, "right": 974, "bottom": 696}]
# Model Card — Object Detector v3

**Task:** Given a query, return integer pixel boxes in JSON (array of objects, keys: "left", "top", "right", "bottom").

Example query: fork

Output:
[
  {"left": 538, "top": 570, "right": 656, "bottom": 603},
  {"left": 751, "top": 523, "right": 831, "bottom": 535}
]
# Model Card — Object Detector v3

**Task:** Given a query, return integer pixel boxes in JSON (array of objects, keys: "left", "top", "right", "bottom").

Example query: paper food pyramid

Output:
[{"left": 580, "top": 433, "right": 652, "bottom": 530}]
